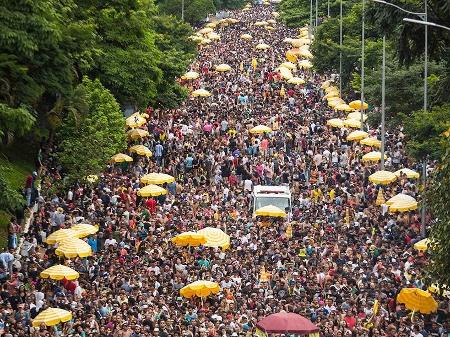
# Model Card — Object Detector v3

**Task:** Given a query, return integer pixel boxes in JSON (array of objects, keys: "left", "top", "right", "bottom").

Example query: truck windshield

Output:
[{"left": 255, "top": 196, "right": 290, "bottom": 212}]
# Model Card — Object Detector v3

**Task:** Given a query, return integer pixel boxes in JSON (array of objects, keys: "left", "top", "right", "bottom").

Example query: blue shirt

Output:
[
  {"left": 88, "top": 237, "right": 98, "bottom": 253},
  {"left": 185, "top": 157, "right": 193, "bottom": 168},
  {"left": 154, "top": 144, "right": 164, "bottom": 157}
]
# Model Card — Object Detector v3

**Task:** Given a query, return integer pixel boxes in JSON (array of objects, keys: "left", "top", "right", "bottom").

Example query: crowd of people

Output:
[{"left": 1, "top": 3, "right": 449, "bottom": 337}]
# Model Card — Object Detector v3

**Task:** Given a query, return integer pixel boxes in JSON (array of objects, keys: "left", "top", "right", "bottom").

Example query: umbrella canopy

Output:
[
  {"left": 181, "top": 71, "right": 200, "bottom": 80},
  {"left": 215, "top": 64, "right": 232, "bottom": 72},
  {"left": 272, "top": 11, "right": 280, "bottom": 17},
  {"left": 137, "top": 184, "right": 167, "bottom": 197},
  {"left": 360, "top": 137, "right": 381, "bottom": 147},
  {"left": 287, "top": 77, "right": 305, "bottom": 85},
  {"left": 111, "top": 153, "right": 133, "bottom": 163},
  {"left": 266, "top": 26, "right": 275, "bottom": 31},
  {"left": 197, "top": 227, "right": 230, "bottom": 249},
  {"left": 386, "top": 193, "right": 417, "bottom": 205},
  {"left": 327, "top": 98, "right": 344, "bottom": 108},
  {"left": 414, "top": 238, "right": 430, "bottom": 252},
  {"left": 298, "top": 60, "right": 313, "bottom": 69},
  {"left": 362, "top": 151, "right": 388, "bottom": 162},
  {"left": 32, "top": 308, "right": 73, "bottom": 327},
  {"left": 126, "top": 113, "right": 146, "bottom": 128},
  {"left": 369, "top": 170, "right": 397, "bottom": 185},
  {"left": 207, "top": 32, "right": 220, "bottom": 40},
  {"left": 255, "top": 205, "right": 287, "bottom": 217},
  {"left": 323, "top": 92, "right": 340, "bottom": 100},
  {"left": 343, "top": 119, "right": 362, "bottom": 129},
  {"left": 199, "top": 38, "right": 211, "bottom": 45},
  {"left": 129, "top": 145, "right": 152, "bottom": 157},
  {"left": 127, "top": 128, "right": 150, "bottom": 140},
  {"left": 291, "top": 38, "right": 309, "bottom": 47},
  {"left": 254, "top": 21, "right": 269, "bottom": 26},
  {"left": 46, "top": 229, "right": 81, "bottom": 245},
  {"left": 397, "top": 288, "right": 438, "bottom": 314},
  {"left": 71, "top": 224, "right": 98, "bottom": 238},
  {"left": 199, "top": 27, "right": 213, "bottom": 34},
  {"left": 327, "top": 118, "right": 344, "bottom": 128},
  {"left": 191, "top": 89, "right": 212, "bottom": 97},
  {"left": 141, "top": 172, "right": 175, "bottom": 185},
  {"left": 335, "top": 103, "right": 353, "bottom": 112},
  {"left": 40, "top": 265, "right": 79, "bottom": 281},
  {"left": 389, "top": 198, "right": 418, "bottom": 212},
  {"left": 55, "top": 238, "right": 92, "bottom": 258},
  {"left": 267, "top": 19, "right": 276, "bottom": 24},
  {"left": 240, "top": 33, "right": 252, "bottom": 40},
  {"left": 376, "top": 188, "right": 385, "bottom": 206},
  {"left": 249, "top": 125, "right": 272, "bottom": 134},
  {"left": 280, "top": 61, "right": 297, "bottom": 70},
  {"left": 256, "top": 43, "right": 270, "bottom": 50},
  {"left": 349, "top": 100, "right": 368, "bottom": 110},
  {"left": 297, "top": 49, "right": 313, "bottom": 58},
  {"left": 171, "top": 232, "right": 207, "bottom": 247},
  {"left": 348, "top": 111, "right": 368, "bottom": 121},
  {"left": 256, "top": 311, "right": 319, "bottom": 334},
  {"left": 180, "top": 280, "right": 221, "bottom": 299},
  {"left": 278, "top": 67, "right": 293, "bottom": 80},
  {"left": 395, "top": 168, "right": 420, "bottom": 179},
  {"left": 347, "top": 130, "right": 369, "bottom": 141}
]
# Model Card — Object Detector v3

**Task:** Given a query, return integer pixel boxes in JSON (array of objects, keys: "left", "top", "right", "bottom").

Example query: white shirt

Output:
[{"left": 104, "top": 238, "right": 117, "bottom": 247}]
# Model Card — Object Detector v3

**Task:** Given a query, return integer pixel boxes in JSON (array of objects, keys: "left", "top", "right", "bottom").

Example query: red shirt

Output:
[
  {"left": 344, "top": 315, "right": 356, "bottom": 330},
  {"left": 146, "top": 198, "right": 157, "bottom": 213}
]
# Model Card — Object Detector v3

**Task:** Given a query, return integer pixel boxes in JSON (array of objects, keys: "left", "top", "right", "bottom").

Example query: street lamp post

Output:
[
  {"left": 339, "top": 0, "right": 343, "bottom": 94},
  {"left": 328, "top": 0, "right": 330, "bottom": 17},
  {"left": 315, "top": 0, "right": 319, "bottom": 28},
  {"left": 380, "top": 35, "right": 386, "bottom": 170},
  {"left": 181, "top": 0, "right": 184, "bottom": 21},
  {"left": 360, "top": 0, "right": 365, "bottom": 130},
  {"left": 309, "top": 0, "right": 313, "bottom": 39}
]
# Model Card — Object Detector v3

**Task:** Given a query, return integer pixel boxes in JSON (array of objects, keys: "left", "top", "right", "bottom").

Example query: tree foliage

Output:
[
  {"left": 57, "top": 77, "right": 126, "bottom": 182},
  {"left": 425, "top": 138, "right": 450, "bottom": 289},
  {"left": 0, "top": 173, "right": 25, "bottom": 212},
  {"left": 158, "top": 0, "right": 216, "bottom": 25}
]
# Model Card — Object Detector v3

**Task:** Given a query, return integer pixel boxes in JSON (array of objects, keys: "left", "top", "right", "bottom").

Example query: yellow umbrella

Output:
[
  {"left": 199, "top": 27, "right": 213, "bottom": 34},
  {"left": 272, "top": 11, "right": 280, "bottom": 17},
  {"left": 241, "top": 33, "right": 252, "bottom": 40},
  {"left": 323, "top": 92, "right": 340, "bottom": 100},
  {"left": 368, "top": 170, "right": 397, "bottom": 185},
  {"left": 291, "top": 39, "right": 308, "bottom": 47},
  {"left": 171, "top": 232, "right": 207, "bottom": 247},
  {"left": 267, "top": 19, "right": 276, "bottom": 24},
  {"left": 192, "top": 89, "right": 212, "bottom": 97},
  {"left": 55, "top": 238, "right": 92, "bottom": 258},
  {"left": 137, "top": 184, "right": 167, "bottom": 197},
  {"left": 414, "top": 238, "right": 430, "bottom": 252},
  {"left": 197, "top": 227, "right": 230, "bottom": 249},
  {"left": 205, "top": 22, "right": 218, "bottom": 28},
  {"left": 348, "top": 112, "right": 368, "bottom": 121},
  {"left": 180, "top": 280, "right": 221, "bottom": 299},
  {"left": 215, "top": 64, "right": 232, "bottom": 72},
  {"left": 395, "top": 168, "right": 420, "bottom": 179},
  {"left": 266, "top": 26, "right": 275, "bottom": 31},
  {"left": 298, "top": 60, "right": 313, "bottom": 69},
  {"left": 280, "top": 62, "right": 297, "bottom": 70},
  {"left": 127, "top": 128, "right": 150, "bottom": 140},
  {"left": 129, "top": 145, "right": 152, "bottom": 157},
  {"left": 321, "top": 80, "right": 331, "bottom": 89},
  {"left": 349, "top": 100, "right": 369, "bottom": 110},
  {"left": 328, "top": 98, "right": 345, "bottom": 108},
  {"left": 226, "top": 18, "right": 239, "bottom": 24},
  {"left": 298, "top": 49, "right": 313, "bottom": 58},
  {"left": 376, "top": 188, "right": 385, "bottom": 206},
  {"left": 40, "top": 265, "right": 79, "bottom": 281},
  {"left": 397, "top": 288, "right": 438, "bottom": 314},
  {"left": 111, "top": 153, "right": 133, "bottom": 163},
  {"left": 386, "top": 193, "right": 417, "bottom": 206},
  {"left": 199, "top": 38, "right": 211, "bottom": 45},
  {"left": 360, "top": 137, "right": 381, "bottom": 147},
  {"left": 343, "top": 119, "right": 362, "bottom": 129},
  {"left": 362, "top": 151, "right": 388, "bottom": 162},
  {"left": 249, "top": 125, "right": 272, "bottom": 134},
  {"left": 46, "top": 229, "right": 81, "bottom": 245},
  {"left": 287, "top": 77, "right": 305, "bottom": 85},
  {"left": 126, "top": 113, "right": 146, "bottom": 128},
  {"left": 207, "top": 32, "right": 220, "bottom": 40},
  {"left": 347, "top": 130, "right": 369, "bottom": 141},
  {"left": 278, "top": 67, "right": 293, "bottom": 80},
  {"left": 256, "top": 43, "right": 270, "bottom": 50},
  {"left": 255, "top": 205, "right": 287, "bottom": 217},
  {"left": 389, "top": 198, "right": 418, "bottom": 212},
  {"left": 181, "top": 71, "right": 200, "bottom": 80},
  {"left": 32, "top": 308, "right": 72, "bottom": 327},
  {"left": 327, "top": 118, "right": 345, "bottom": 128},
  {"left": 325, "top": 86, "right": 339, "bottom": 94},
  {"left": 283, "top": 37, "right": 294, "bottom": 43},
  {"left": 286, "top": 49, "right": 298, "bottom": 62},
  {"left": 335, "top": 103, "right": 353, "bottom": 112},
  {"left": 141, "top": 172, "right": 175, "bottom": 185},
  {"left": 71, "top": 224, "right": 98, "bottom": 238}
]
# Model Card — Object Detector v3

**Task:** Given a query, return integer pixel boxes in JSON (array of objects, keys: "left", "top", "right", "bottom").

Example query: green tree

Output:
[
  {"left": 0, "top": 173, "right": 25, "bottom": 212},
  {"left": 57, "top": 77, "right": 126, "bottom": 182},
  {"left": 424, "top": 138, "right": 450, "bottom": 289},
  {"left": 158, "top": 0, "right": 216, "bottom": 25},
  {"left": 402, "top": 104, "right": 450, "bottom": 161}
]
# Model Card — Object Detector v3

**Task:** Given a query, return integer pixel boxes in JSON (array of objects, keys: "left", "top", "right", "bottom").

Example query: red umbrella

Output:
[{"left": 256, "top": 311, "right": 319, "bottom": 335}]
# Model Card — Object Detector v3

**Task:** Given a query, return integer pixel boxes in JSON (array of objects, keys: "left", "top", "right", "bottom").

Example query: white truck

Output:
[{"left": 251, "top": 185, "right": 292, "bottom": 216}]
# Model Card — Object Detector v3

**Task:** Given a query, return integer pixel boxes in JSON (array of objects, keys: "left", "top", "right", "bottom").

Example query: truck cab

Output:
[{"left": 251, "top": 185, "right": 292, "bottom": 216}]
